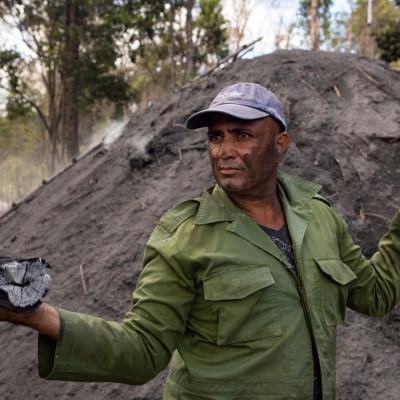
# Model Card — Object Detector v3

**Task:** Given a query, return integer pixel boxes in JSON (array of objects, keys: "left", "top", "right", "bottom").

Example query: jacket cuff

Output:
[
  {"left": 38, "top": 333, "right": 57, "bottom": 378},
  {"left": 37, "top": 307, "right": 73, "bottom": 380}
]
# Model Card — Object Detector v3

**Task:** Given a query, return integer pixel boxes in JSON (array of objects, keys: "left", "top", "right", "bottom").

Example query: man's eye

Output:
[
  {"left": 208, "top": 133, "right": 221, "bottom": 141},
  {"left": 237, "top": 132, "right": 249, "bottom": 138}
]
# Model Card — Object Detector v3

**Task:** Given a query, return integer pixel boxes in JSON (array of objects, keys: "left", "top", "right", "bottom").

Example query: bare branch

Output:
[{"left": 0, "top": 82, "right": 50, "bottom": 132}]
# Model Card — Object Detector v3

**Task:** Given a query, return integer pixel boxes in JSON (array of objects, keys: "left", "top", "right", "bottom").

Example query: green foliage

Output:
[
  {"left": 327, "top": 10, "right": 351, "bottom": 52},
  {"left": 348, "top": 0, "right": 400, "bottom": 56},
  {"left": 0, "top": 50, "right": 33, "bottom": 118},
  {"left": 376, "top": 20, "right": 400, "bottom": 62},
  {"left": 124, "top": 0, "right": 228, "bottom": 105},
  {"left": 195, "top": 0, "right": 229, "bottom": 66},
  {"left": 374, "top": 0, "right": 400, "bottom": 62},
  {"left": 5, "top": 96, "right": 31, "bottom": 119},
  {"left": 0, "top": 0, "right": 136, "bottom": 172},
  {"left": 76, "top": 8, "right": 132, "bottom": 114},
  {"left": 0, "top": 112, "right": 44, "bottom": 206},
  {"left": 62, "top": 1, "right": 134, "bottom": 112},
  {"left": 123, "top": 0, "right": 168, "bottom": 62}
]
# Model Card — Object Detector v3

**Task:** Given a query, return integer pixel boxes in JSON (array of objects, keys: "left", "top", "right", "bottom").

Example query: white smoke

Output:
[{"left": 101, "top": 118, "right": 129, "bottom": 148}]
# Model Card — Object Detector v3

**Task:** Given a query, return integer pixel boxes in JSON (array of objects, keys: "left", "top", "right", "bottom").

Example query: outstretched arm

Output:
[
  {"left": 345, "top": 209, "right": 400, "bottom": 315},
  {"left": 0, "top": 303, "right": 60, "bottom": 341}
]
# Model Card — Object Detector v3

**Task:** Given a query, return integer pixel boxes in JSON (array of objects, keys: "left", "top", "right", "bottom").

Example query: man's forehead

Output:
[{"left": 207, "top": 113, "right": 274, "bottom": 130}]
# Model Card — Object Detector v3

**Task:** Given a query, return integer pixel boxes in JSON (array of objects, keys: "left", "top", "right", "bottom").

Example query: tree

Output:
[
  {"left": 0, "top": 0, "right": 229, "bottom": 175},
  {"left": 0, "top": 111, "right": 44, "bottom": 206},
  {"left": 185, "top": 0, "right": 195, "bottom": 81},
  {"left": 310, "top": 0, "right": 320, "bottom": 49},
  {"left": 63, "top": 0, "right": 80, "bottom": 160},
  {"left": 0, "top": 1, "right": 132, "bottom": 171},
  {"left": 326, "top": 5, "right": 354, "bottom": 53},
  {"left": 346, "top": 0, "right": 399, "bottom": 57},
  {"left": 128, "top": 0, "right": 228, "bottom": 104},
  {"left": 194, "top": 0, "right": 229, "bottom": 68},
  {"left": 375, "top": 0, "right": 400, "bottom": 62},
  {"left": 225, "top": 0, "right": 257, "bottom": 51},
  {"left": 299, "top": 0, "right": 333, "bottom": 49},
  {"left": 375, "top": 20, "right": 400, "bottom": 62}
]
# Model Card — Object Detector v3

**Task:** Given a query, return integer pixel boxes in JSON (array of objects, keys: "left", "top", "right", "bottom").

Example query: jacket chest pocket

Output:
[
  {"left": 202, "top": 265, "right": 282, "bottom": 345},
  {"left": 315, "top": 258, "right": 357, "bottom": 326}
]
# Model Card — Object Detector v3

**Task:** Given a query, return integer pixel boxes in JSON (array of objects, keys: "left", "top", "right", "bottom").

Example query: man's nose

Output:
[{"left": 216, "top": 138, "right": 237, "bottom": 158}]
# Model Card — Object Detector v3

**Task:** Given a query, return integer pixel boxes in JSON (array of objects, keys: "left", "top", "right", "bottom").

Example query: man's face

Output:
[{"left": 207, "top": 114, "right": 287, "bottom": 200}]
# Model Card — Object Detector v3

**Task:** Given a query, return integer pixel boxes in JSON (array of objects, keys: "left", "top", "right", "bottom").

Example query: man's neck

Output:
[{"left": 228, "top": 190, "right": 286, "bottom": 230}]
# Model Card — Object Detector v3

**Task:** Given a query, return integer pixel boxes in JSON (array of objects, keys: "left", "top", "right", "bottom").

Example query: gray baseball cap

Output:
[{"left": 185, "top": 82, "right": 286, "bottom": 131}]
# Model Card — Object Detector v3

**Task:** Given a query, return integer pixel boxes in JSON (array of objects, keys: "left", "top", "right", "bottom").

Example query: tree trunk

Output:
[
  {"left": 43, "top": 129, "right": 51, "bottom": 167},
  {"left": 346, "top": 8, "right": 353, "bottom": 53},
  {"left": 184, "top": 0, "right": 195, "bottom": 83},
  {"left": 169, "top": 1, "right": 176, "bottom": 90},
  {"left": 63, "top": 0, "right": 80, "bottom": 161},
  {"left": 310, "top": 0, "right": 320, "bottom": 50},
  {"left": 366, "top": 0, "right": 374, "bottom": 57},
  {"left": 47, "top": 67, "right": 61, "bottom": 174}
]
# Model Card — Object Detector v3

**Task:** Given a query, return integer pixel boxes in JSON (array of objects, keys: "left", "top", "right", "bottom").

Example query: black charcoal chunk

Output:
[{"left": 0, "top": 257, "right": 51, "bottom": 313}]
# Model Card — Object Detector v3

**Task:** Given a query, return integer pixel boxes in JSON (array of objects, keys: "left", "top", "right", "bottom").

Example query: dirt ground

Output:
[{"left": 0, "top": 49, "right": 399, "bottom": 399}]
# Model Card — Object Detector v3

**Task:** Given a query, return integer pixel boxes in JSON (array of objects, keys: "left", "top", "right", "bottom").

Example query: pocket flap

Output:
[
  {"left": 315, "top": 258, "right": 357, "bottom": 285},
  {"left": 203, "top": 265, "right": 275, "bottom": 301}
]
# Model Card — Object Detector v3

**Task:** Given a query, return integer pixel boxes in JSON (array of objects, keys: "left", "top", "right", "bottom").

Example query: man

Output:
[{"left": 0, "top": 82, "right": 399, "bottom": 400}]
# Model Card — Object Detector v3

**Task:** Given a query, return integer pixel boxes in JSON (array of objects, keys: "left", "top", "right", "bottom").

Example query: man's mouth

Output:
[{"left": 218, "top": 166, "right": 242, "bottom": 175}]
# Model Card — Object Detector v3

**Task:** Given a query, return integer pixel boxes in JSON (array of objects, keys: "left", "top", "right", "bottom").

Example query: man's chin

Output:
[{"left": 217, "top": 179, "right": 245, "bottom": 195}]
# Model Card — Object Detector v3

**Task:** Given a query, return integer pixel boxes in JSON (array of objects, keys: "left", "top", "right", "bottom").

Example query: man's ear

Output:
[{"left": 276, "top": 132, "right": 290, "bottom": 163}]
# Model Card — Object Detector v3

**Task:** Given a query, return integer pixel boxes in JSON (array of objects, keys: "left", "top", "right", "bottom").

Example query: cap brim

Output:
[{"left": 185, "top": 104, "right": 269, "bottom": 130}]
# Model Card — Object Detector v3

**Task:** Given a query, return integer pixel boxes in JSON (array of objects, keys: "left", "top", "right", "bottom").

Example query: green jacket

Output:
[{"left": 38, "top": 172, "right": 400, "bottom": 399}]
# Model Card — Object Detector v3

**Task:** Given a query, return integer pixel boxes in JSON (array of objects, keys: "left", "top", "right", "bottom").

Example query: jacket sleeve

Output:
[
  {"left": 341, "top": 210, "right": 400, "bottom": 316},
  {"left": 38, "top": 224, "right": 196, "bottom": 384}
]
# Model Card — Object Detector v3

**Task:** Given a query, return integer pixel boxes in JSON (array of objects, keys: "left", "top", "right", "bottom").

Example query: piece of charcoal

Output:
[{"left": 0, "top": 257, "right": 51, "bottom": 313}]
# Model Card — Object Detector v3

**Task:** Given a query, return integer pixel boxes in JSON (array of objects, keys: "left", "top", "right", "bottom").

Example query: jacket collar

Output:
[
  {"left": 194, "top": 171, "right": 322, "bottom": 265},
  {"left": 195, "top": 171, "right": 322, "bottom": 226}
]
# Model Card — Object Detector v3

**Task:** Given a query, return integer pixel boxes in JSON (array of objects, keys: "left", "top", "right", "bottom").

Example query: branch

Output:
[
  {"left": 6, "top": 7, "right": 39, "bottom": 58},
  {"left": 0, "top": 83, "right": 50, "bottom": 133}
]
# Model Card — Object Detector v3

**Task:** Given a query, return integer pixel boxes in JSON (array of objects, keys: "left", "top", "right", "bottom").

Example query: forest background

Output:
[{"left": 0, "top": 0, "right": 399, "bottom": 213}]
